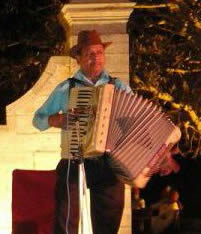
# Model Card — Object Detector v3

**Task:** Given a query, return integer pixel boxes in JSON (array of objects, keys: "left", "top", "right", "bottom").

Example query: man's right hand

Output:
[
  {"left": 48, "top": 108, "right": 88, "bottom": 129},
  {"left": 48, "top": 113, "right": 67, "bottom": 129}
]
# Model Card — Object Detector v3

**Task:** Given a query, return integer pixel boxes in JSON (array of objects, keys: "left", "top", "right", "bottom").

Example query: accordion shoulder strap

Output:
[
  {"left": 108, "top": 76, "right": 117, "bottom": 85},
  {"left": 68, "top": 77, "right": 87, "bottom": 91}
]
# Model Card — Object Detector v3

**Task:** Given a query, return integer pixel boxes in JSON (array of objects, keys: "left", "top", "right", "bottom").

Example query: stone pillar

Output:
[{"left": 59, "top": 2, "right": 136, "bottom": 234}]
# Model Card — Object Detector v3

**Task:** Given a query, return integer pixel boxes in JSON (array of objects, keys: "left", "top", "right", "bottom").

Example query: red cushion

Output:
[{"left": 12, "top": 169, "right": 57, "bottom": 234}]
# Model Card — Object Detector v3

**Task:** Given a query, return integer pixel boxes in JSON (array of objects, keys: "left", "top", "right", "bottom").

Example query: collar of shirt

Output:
[{"left": 73, "top": 69, "right": 110, "bottom": 86}]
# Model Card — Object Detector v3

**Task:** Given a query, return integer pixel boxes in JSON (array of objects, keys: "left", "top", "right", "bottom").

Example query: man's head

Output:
[
  {"left": 69, "top": 30, "right": 112, "bottom": 80},
  {"left": 76, "top": 44, "right": 105, "bottom": 79}
]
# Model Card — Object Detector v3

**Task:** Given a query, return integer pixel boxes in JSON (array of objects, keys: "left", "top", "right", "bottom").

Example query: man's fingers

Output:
[{"left": 68, "top": 107, "right": 91, "bottom": 115}]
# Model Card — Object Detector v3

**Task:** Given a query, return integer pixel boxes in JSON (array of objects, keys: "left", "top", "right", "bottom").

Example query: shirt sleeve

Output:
[
  {"left": 114, "top": 78, "right": 133, "bottom": 93},
  {"left": 32, "top": 81, "right": 70, "bottom": 131}
]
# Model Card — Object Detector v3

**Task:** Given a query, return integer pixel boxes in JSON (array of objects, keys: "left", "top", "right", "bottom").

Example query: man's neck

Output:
[
  {"left": 81, "top": 70, "right": 103, "bottom": 84},
  {"left": 89, "top": 77, "right": 99, "bottom": 84}
]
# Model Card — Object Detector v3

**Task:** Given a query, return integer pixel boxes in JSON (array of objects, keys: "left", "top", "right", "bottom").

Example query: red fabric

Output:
[{"left": 12, "top": 169, "right": 57, "bottom": 234}]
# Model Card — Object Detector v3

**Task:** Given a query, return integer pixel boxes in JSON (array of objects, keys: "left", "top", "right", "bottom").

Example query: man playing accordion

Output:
[{"left": 33, "top": 30, "right": 180, "bottom": 234}]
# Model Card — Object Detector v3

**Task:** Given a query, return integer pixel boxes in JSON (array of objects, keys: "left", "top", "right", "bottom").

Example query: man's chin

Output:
[
  {"left": 90, "top": 71, "right": 102, "bottom": 78},
  {"left": 89, "top": 67, "right": 103, "bottom": 77}
]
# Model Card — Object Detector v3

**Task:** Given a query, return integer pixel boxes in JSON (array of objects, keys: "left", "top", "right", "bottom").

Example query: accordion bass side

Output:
[{"left": 65, "top": 84, "right": 181, "bottom": 184}]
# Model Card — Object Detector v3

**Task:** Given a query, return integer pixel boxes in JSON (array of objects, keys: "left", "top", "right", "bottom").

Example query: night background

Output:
[{"left": 1, "top": 0, "right": 201, "bottom": 216}]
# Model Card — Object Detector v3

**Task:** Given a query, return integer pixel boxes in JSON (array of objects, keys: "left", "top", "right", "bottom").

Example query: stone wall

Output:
[{"left": 0, "top": 57, "right": 70, "bottom": 234}]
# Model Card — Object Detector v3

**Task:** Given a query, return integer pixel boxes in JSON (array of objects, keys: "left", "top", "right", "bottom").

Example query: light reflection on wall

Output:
[{"left": 0, "top": 131, "right": 61, "bottom": 234}]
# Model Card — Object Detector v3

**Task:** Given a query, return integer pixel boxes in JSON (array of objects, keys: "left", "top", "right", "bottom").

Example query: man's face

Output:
[{"left": 76, "top": 44, "right": 105, "bottom": 80}]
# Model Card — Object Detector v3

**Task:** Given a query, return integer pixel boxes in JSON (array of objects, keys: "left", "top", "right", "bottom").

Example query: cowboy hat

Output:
[{"left": 69, "top": 30, "right": 112, "bottom": 58}]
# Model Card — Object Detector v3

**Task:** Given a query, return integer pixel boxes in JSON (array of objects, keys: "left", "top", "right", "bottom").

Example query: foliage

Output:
[
  {"left": 0, "top": 0, "right": 67, "bottom": 124},
  {"left": 129, "top": 0, "right": 201, "bottom": 157}
]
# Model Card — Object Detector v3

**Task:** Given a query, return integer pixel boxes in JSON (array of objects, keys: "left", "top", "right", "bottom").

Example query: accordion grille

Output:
[{"left": 105, "top": 87, "right": 181, "bottom": 184}]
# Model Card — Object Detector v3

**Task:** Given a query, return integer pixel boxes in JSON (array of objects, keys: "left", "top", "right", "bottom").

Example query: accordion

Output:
[{"left": 64, "top": 84, "right": 181, "bottom": 184}]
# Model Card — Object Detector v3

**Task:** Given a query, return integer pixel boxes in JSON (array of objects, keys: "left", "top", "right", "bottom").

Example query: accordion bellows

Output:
[{"left": 65, "top": 84, "right": 181, "bottom": 184}]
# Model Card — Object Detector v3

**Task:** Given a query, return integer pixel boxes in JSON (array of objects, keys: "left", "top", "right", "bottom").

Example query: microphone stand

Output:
[{"left": 74, "top": 120, "right": 93, "bottom": 234}]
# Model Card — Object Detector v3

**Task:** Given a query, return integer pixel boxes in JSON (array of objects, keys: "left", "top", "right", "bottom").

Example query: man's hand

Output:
[
  {"left": 159, "top": 145, "right": 181, "bottom": 176},
  {"left": 48, "top": 113, "right": 67, "bottom": 129},
  {"left": 48, "top": 108, "right": 90, "bottom": 129}
]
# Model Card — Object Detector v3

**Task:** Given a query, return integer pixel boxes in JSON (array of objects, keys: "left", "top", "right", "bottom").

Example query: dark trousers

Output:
[{"left": 54, "top": 156, "right": 125, "bottom": 234}]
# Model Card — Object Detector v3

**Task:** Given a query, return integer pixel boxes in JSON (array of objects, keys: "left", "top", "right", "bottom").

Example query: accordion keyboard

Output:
[
  {"left": 64, "top": 84, "right": 114, "bottom": 158},
  {"left": 66, "top": 87, "right": 94, "bottom": 157}
]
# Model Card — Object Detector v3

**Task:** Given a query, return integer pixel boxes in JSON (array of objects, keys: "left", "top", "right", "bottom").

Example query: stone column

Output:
[{"left": 59, "top": 2, "right": 136, "bottom": 234}]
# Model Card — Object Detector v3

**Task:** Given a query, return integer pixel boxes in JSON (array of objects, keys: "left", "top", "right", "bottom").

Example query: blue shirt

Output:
[{"left": 33, "top": 69, "right": 132, "bottom": 131}]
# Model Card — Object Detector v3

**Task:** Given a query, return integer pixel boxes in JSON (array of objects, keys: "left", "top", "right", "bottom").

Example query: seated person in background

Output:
[
  {"left": 151, "top": 187, "right": 182, "bottom": 234},
  {"left": 160, "top": 185, "right": 172, "bottom": 203},
  {"left": 169, "top": 189, "right": 183, "bottom": 220},
  {"left": 143, "top": 146, "right": 201, "bottom": 234}
]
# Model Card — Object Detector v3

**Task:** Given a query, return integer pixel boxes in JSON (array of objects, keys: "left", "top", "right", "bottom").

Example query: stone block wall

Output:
[{"left": 0, "top": 57, "right": 70, "bottom": 234}]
